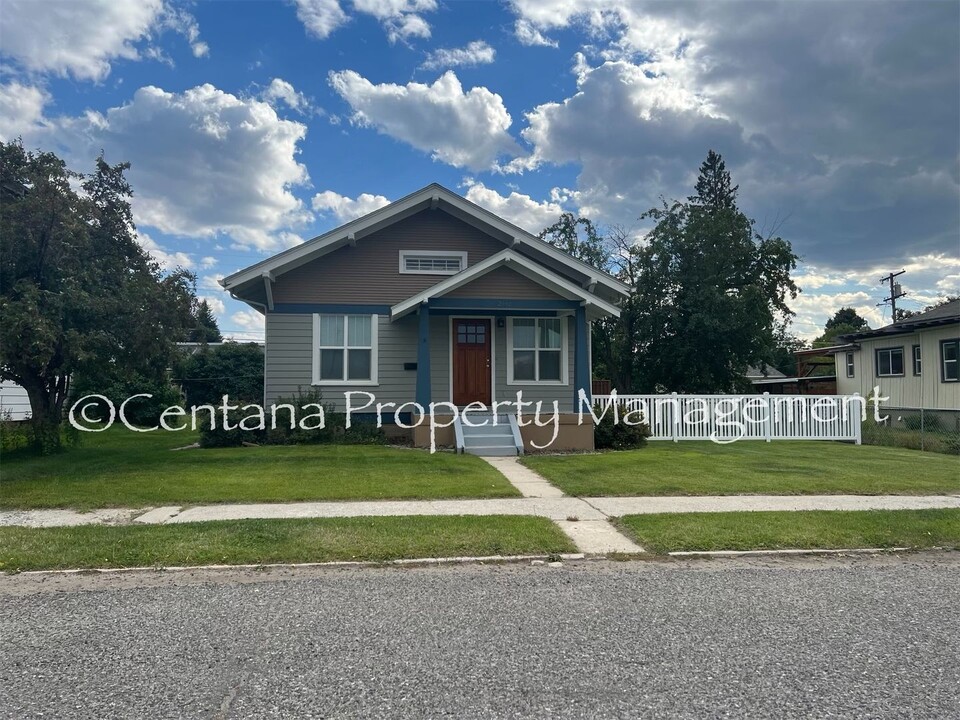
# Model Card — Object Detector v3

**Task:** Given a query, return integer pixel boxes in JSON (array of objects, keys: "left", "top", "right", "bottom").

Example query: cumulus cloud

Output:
[
  {"left": 0, "top": 82, "right": 50, "bottom": 141},
  {"left": 461, "top": 180, "right": 565, "bottom": 235},
  {"left": 201, "top": 274, "right": 226, "bottom": 292},
  {"left": 226, "top": 309, "right": 266, "bottom": 341},
  {"left": 198, "top": 296, "right": 226, "bottom": 315},
  {"left": 514, "top": 19, "right": 558, "bottom": 48},
  {"left": 312, "top": 191, "right": 391, "bottom": 223},
  {"left": 293, "top": 0, "right": 436, "bottom": 43},
  {"left": 137, "top": 232, "right": 193, "bottom": 271},
  {"left": 0, "top": 0, "right": 206, "bottom": 80},
  {"left": 200, "top": 256, "right": 218, "bottom": 269},
  {"left": 38, "top": 84, "right": 311, "bottom": 251},
  {"left": 421, "top": 40, "right": 495, "bottom": 70},
  {"left": 329, "top": 69, "right": 521, "bottom": 171},
  {"left": 261, "top": 78, "right": 314, "bottom": 114}
]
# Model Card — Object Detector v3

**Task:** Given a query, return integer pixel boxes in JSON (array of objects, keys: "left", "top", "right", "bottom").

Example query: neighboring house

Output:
[
  {"left": 832, "top": 299, "right": 960, "bottom": 421},
  {"left": 0, "top": 380, "right": 31, "bottom": 421},
  {"left": 222, "top": 184, "right": 630, "bottom": 452}
]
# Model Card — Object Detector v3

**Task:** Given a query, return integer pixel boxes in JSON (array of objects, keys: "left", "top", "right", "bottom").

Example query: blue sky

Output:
[{"left": 2, "top": 0, "right": 958, "bottom": 342}]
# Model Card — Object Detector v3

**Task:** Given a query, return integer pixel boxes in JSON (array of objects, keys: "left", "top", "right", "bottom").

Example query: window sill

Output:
[
  {"left": 876, "top": 374, "right": 905, "bottom": 378},
  {"left": 311, "top": 381, "right": 380, "bottom": 387},
  {"left": 506, "top": 380, "right": 569, "bottom": 386}
]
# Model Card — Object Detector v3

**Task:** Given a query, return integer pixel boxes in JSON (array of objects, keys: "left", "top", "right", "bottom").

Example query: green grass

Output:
[
  {"left": 0, "top": 515, "right": 576, "bottom": 572},
  {"left": 0, "top": 429, "right": 518, "bottom": 509},
  {"left": 522, "top": 442, "right": 960, "bottom": 496},
  {"left": 617, "top": 509, "right": 960, "bottom": 554}
]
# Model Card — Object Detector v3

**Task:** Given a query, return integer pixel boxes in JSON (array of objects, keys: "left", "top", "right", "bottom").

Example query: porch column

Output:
[
  {"left": 574, "top": 304, "right": 590, "bottom": 412},
  {"left": 416, "top": 303, "right": 431, "bottom": 408}
]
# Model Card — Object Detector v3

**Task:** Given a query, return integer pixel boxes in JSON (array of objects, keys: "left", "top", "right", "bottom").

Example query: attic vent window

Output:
[{"left": 400, "top": 250, "right": 466, "bottom": 275}]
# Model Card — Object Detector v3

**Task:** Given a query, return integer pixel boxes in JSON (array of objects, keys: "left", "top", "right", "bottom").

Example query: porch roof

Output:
[{"left": 389, "top": 249, "right": 622, "bottom": 321}]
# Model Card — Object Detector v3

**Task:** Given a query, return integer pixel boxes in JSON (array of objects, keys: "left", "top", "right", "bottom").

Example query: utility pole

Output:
[{"left": 877, "top": 270, "right": 906, "bottom": 321}]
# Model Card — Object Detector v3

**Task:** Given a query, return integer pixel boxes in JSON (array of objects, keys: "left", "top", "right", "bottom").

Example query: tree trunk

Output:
[{"left": 23, "top": 379, "right": 62, "bottom": 453}]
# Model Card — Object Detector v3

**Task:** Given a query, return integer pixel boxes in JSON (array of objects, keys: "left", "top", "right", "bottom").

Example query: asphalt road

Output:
[{"left": 2, "top": 554, "right": 958, "bottom": 719}]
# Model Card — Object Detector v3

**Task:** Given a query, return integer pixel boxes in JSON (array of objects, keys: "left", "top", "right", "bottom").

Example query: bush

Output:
[
  {"left": 176, "top": 342, "right": 264, "bottom": 408},
  {"left": 70, "top": 372, "right": 183, "bottom": 428},
  {"left": 0, "top": 411, "right": 29, "bottom": 453},
  {"left": 593, "top": 403, "right": 651, "bottom": 450}
]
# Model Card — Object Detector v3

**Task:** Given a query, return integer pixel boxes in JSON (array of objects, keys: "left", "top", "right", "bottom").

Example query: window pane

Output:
[
  {"left": 945, "top": 342, "right": 958, "bottom": 362},
  {"left": 513, "top": 350, "right": 535, "bottom": 380},
  {"left": 348, "top": 315, "right": 371, "bottom": 347},
  {"left": 513, "top": 319, "right": 535, "bottom": 348},
  {"left": 891, "top": 349, "right": 904, "bottom": 375},
  {"left": 539, "top": 318, "right": 562, "bottom": 349},
  {"left": 319, "top": 315, "right": 343, "bottom": 346},
  {"left": 878, "top": 352, "right": 890, "bottom": 375},
  {"left": 320, "top": 349, "right": 344, "bottom": 380},
  {"left": 539, "top": 350, "right": 561, "bottom": 381},
  {"left": 347, "top": 349, "right": 371, "bottom": 380}
]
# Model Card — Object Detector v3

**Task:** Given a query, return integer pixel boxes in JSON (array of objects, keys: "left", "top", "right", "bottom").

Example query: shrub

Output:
[
  {"left": 176, "top": 342, "right": 264, "bottom": 408},
  {"left": 593, "top": 404, "right": 651, "bottom": 450},
  {"left": 0, "top": 411, "right": 29, "bottom": 453}
]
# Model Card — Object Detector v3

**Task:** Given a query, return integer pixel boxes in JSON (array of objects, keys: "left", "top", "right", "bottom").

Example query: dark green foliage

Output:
[
  {"left": 176, "top": 342, "right": 264, "bottom": 408},
  {"left": 189, "top": 299, "right": 222, "bottom": 343},
  {"left": 538, "top": 213, "right": 610, "bottom": 270},
  {"left": 825, "top": 307, "right": 869, "bottom": 332},
  {"left": 593, "top": 404, "right": 650, "bottom": 450},
  {"left": 0, "top": 141, "right": 195, "bottom": 452},
  {"left": 70, "top": 372, "right": 183, "bottom": 428}
]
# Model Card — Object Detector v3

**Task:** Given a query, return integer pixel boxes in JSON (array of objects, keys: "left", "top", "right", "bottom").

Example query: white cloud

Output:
[
  {"left": 200, "top": 256, "right": 218, "bottom": 269},
  {"left": 198, "top": 296, "right": 226, "bottom": 315},
  {"left": 0, "top": 82, "right": 50, "bottom": 141},
  {"left": 226, "top": 309, "right": 266, "bottom": 341},
  {"left": 137, "top": 232, "right": 193, "bottom": 270},
  {"left": 329, "top": 69, "right": 522, "bottom": 171},
  {"left": 293, "top": 0, "right": 436, "bottom": 43},
  {"left": 39, "top": 84, "right": 311, "bottom": 251},
  {"left": 0, "top": 0, "right": 206, "bottom": 81},
  {"left": 201, "top": 274, "right": 226, "bottom": 291},
  {"left": 421, "top": 40, "right": 495, "bottom": 70},
  {"left": 514, "top": 19, "right": 558, "bottom": 48},
  {"left": 461, "top": 180, "right": 564, "bottom": 235},
  {"left": 292, "top": 0, "right": 349, "bottom": 40},
  {"left": 312, "top": 191, "right": 391, "bottom": 223},
  {"left": 261, "top": 78, "right": 313, "bottom": 114}
]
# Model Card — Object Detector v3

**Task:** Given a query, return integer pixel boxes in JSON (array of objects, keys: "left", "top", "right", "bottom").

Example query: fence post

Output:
[
  {"left": 671, "top": 391, "right": 678, "bottom": 442},
  {"left": 763, "top": 392, "right": 773, "bottom": 442}
]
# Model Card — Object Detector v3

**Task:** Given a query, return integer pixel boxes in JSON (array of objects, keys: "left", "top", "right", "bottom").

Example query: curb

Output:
[
  {"left": 667, "top": 547, "right": 915, "bottom": 558},
  {"left": 13, "top": 552, "right": 588, "bottom": 576}
]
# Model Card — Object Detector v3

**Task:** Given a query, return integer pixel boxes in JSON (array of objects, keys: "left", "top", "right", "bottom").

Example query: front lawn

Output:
[
  {"left": 617, "top": 509, "right": 960, "bottom": 554},
  {"left": 0, "top": 515, "right": 576, "bottom": 572},
  {"left": 522, "top": 442, "right": 960, "bottom": 496},
  {"left": 0, "top": 429, "right": 518, "bottom": 509}
]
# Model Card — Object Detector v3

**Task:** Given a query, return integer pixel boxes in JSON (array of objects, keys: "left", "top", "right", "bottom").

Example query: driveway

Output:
[{"left": 2, "top": 554, "right": 958, "bottom": 719}]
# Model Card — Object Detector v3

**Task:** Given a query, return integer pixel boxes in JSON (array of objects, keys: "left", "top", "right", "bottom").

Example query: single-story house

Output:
[
  {"left": 831, "top": 299, "right": 959, "bottom": 424},
  {"left": 221, "top": 183, "right": 630, "bottom": 453}
]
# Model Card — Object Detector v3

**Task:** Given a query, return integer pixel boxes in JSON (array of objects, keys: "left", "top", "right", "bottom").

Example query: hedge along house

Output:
[
  {"left": 221, "top": 184, "right": 630, "bottom": 453},
  {"left": 831, "top": 299, "right": 960, "bottom": 426}
]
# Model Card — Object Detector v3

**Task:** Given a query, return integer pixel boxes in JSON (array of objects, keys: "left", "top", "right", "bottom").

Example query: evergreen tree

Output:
[{"left": 190, "top": 300, "right": 223, "bottom": 343}]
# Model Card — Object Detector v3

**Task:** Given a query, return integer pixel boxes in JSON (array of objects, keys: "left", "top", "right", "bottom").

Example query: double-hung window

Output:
[
  {"left": 912, "top": 344, "right": 922, "bottom": 376},
  {"left": 313, "top": 314, "right": 378, "bottom": 385},
  {"left": 875, "top": 347, "right": 904, "bottom": 377},
  {"left": 508, "top": 317, "right": 566, "bottom": 384},
  {"left": 845, "top": 352, "right": 855, "bottom": 378},
  {"left": 942, "top": 339, "right": 959, "bottom": 382}
]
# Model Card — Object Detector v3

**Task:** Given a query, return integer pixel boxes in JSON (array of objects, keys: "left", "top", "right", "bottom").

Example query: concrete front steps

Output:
[{"left": 456, "top": 414, "right": 524, "bottom": 457}]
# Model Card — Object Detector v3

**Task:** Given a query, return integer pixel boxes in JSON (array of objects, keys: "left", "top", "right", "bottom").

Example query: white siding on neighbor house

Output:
[
  {"left": 0, "top": 380, "right": 31, "bottom": 420},
  {"left": 834, "top": 324, "right": 960, "bottom": 410},
  {"left": 264, "top": 312, "right": 578, "bottom": 413}
]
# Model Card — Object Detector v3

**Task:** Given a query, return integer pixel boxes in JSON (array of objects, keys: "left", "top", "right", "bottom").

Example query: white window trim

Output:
[
  {"left": 399, "top": 250, "right": 467, "bottom": 275},
  {"left": 311, "top": 313, "right": 379, "bottom": 386},
  {"left": 506, "top": 316, "right": 569, "bottom": 386},
  {"left": 942, "top": 339, "right": 959, "bottom": 382},
  {"left": 845, "top": 352, "right": 855, "bottom": 378}
]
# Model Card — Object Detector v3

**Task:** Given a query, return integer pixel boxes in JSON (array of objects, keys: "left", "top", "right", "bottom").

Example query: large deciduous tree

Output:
[
  {"left": 0, "top": 141, "right": 195, "bottom": 451},
  {"left": 631, "top": 150, "right": 799, "bottom": 392}
]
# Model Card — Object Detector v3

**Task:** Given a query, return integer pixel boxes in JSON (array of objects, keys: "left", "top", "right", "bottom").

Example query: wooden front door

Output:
[{"left": 452, "top": 319, "right": 492, "bottom": 406}]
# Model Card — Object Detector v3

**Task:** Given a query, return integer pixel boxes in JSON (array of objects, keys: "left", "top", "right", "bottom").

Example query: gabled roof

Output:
[
  {"left": 839, "top": 298, "right": 959, "bottom": 341},
  {"left": 390, "top": 249, "right": 622, "bottom": 320},
  {"left": 221, "top": 183, "right": 630, "bottom": 302}
]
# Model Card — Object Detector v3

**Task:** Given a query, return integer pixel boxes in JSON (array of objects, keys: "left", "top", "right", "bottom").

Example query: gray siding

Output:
[
  {"left": 272, "top": 210, "right": 506, "bottom": 305},
  {"left": 445, "top": 266, "right": 563, "bottom": 300},
  {"left": 265, "top": 312, "right": 580, "bottom": 414}
]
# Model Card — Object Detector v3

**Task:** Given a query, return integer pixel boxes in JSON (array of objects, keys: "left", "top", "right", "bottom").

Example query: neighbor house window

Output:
[
  {"left": 912, "top": 345, "right": 922, "bottom": 376},
  {"left": 312, "top": 314, "right": 378, "bottom": 385},
  {"left": 845, "top": 352, "right": 855, "bottom": 378},
  {"left": 399, "top": 250, "right": 466, "bottom": 275},
  {"left": 875, "top": 347, "right": 904, "bottom": 377},
  {"left": 942, "top": 339, "right": 959, "bottom": 382},
  {"left": 508, "top": 317, "right": 566, "bottom": 384}
]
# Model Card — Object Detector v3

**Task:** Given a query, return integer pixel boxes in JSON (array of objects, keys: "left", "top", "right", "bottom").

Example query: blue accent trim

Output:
[
  {"left": 429, "top": 298, "right": 579, "bottom": 310},
  {"left": 416, "top": 306, "right": 431, "bottom": 407},
  {"left": 429, "top": 309, "right": 558, "bottom": 318},
  {"left": 272, "top": 303, "right": 392, "bottom": 314},
  {"left": 574, "top": 305, "right": 590, "bottom": 409}
]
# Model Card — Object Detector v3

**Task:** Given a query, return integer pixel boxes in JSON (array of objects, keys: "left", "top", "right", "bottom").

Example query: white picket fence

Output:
[{"left": 593, "top": 393, "right": 863, "bottom": 444}]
